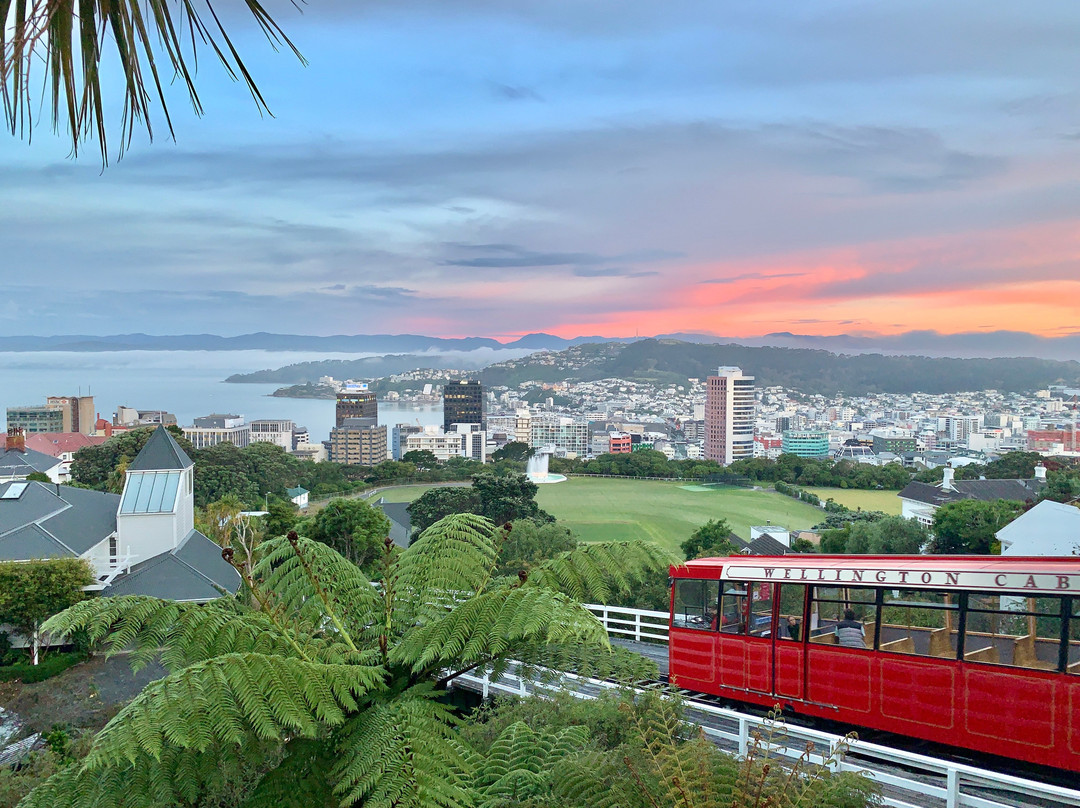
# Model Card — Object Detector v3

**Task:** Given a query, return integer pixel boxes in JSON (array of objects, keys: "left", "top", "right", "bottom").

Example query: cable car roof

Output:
[{"left": 673, "top": 555, "right": 1080, "bottom": 595}]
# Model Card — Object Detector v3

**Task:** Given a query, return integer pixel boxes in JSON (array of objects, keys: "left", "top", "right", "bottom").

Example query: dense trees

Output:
[
  {"left": 928, "top": 500, "right": 1024, "bottom": 555},
  {"left": 0, "top": 559, "right": 95, "bottom": 665},
  {"left": 496, "top": 521, "right": 578, "bottom": 578},
  {"left": 300, "top": 499, "right": 392, "bottom": 574},
  {"left": 24, "top": 514, "right": 669, "bottom": 807},
  {"left": 407, "top": 474, "right": 554, "bottom": 535},
  {"left": 819, "top": 516, "right": 928, "bottom": 555},
  {"left": 680, "top": 519, "right": 738, "bottom": 560}
]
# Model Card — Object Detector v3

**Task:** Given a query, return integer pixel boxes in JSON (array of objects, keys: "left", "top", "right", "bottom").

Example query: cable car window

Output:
[
  {"left": 672, "top": 579, "right": 720, "bottom": 630},
  {"left": 719, "top": 582, "right": 748, "bottom": 635},
  {"left": 810, "top": 586, "right": 875, "bottom": 648},
  {"left": 880, "top": 590, "right": 958, "bottom": 657},
  {"left": 778, "top": 584, "right": 808, "bottom": 641},
  {"left": 748, "top": 583, "right": 774, "bottom": 637},
  {"left": 1070, "top": 600, "right": 1080, "bottom": 674},
  {"left": 964, "top": 594, "right": 1062, "bottom": 670}
]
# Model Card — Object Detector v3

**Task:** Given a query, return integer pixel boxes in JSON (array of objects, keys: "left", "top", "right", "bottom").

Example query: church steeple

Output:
[{"left": 117, "top": 426, "right": 195, "bottom": 558}]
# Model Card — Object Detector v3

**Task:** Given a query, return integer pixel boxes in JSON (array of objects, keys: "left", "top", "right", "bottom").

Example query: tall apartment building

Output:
[
  {"left": 46, "top": 395, "right": 95, "bottom": 434},
  {"left": 443, "top": 380, "right": 484, "bottom": 432},
  {"left": 329, "top": 417, "right": 387, "bottom": 466},
  {"left": 391, "top": 423, "right": 423, "bottom": 460},
  {"left": 704, "top": 366, "right": 755, "bottom": 465},
  {"left": 248, "top": 419, "right": 295, "bottom": 450},
  {"left": 336, "top": 384, "right": 378, "bottom": 428},
  {"left": 183, "top": 414, "right": 250, "bottom": 449},
  {"left": 529, "top": 415, "right": 590, "bottom": 457}
]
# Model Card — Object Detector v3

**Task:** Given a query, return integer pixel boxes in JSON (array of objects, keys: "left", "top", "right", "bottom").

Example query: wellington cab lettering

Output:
[{"left": 738, "top": 565, "right": 1080, "bottom": 594}]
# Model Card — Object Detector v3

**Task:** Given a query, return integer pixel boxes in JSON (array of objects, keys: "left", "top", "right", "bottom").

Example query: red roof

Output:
[{"left": 25, "top": 432, "right": 109, "bottom": 457}]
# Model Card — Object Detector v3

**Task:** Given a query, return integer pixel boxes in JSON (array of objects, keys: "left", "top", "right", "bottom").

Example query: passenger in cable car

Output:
[
  {"left": 835, "top": 608, "right": 866, "bottom": 648},
  {"left": 785, "top": 615, "right": 801, "bottom": 640}
]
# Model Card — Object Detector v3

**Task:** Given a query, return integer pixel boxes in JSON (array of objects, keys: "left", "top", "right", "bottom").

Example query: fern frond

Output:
[
  {"left": 41, "top": 595, "right": 323, "bottom": 671},
  {"left": 82, "top": 653, "right": 383, "bottom": 770},
  {"left": 472, "top": 721, "right": 588, "bottom": 808},
  {"left": 526, "top": 541, "right": 675, "bottom": 603},
  {"left": 393, "top": 513, "right": 500, "bottom": 607},
  {"left": 391, "top": 586, "right": 609, "bottom": 674},
  {"left": 240, "top": 738, "right": 339, "bottom": 808},
  {"left": 331, "top": 686, "right": 471, "bottom": 808},
  {"left": 255, "top": 534, "right": 382, "bottom": 640},
  {"left": 507, "top": 641, "right": 659, "bottom": 684}
]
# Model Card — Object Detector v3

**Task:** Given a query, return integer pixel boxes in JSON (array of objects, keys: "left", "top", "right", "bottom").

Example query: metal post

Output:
[
  {"left": 738, "top": 717, "right": 749, "bottom": 758},
  {"left": 482, "top": 674, "right": 489, "bottom": 700},
  {"left": 635, "top": 612, "right": 642, "bottom": 642},
  {"left": 946, "top": 768, "right": 959, "bottom": 808}
]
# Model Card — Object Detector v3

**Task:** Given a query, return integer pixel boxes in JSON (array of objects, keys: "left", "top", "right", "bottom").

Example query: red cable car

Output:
[{"left": 669, "top": 555, "right": 1080, "bottom": 772}]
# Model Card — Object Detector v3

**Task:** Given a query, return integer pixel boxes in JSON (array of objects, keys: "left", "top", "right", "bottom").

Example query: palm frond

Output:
[
  {"left": 1, "top": 0, "right": 305, "bottom": 163},
  {"left": 525, "top": 541, "right": 675, "bottom": 603},
  {"left": 331, "top": 686, "right": 471, "bottom": 808},
  {"left": 391, "top": 585, "right": 609, "bottom": 675}
]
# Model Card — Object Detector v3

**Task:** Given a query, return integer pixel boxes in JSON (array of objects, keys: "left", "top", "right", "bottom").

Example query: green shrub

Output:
[{"left": 0, "top": 652, "right": 86, "bottom": 683}]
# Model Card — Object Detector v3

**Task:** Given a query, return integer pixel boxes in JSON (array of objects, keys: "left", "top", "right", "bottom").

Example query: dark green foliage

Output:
[
  {"left": 472, "top": 473, "right": 553, "bottom": 525},
  {"left": 496, "top": 521, "right": 578, "bottom": 577},
  {"left": 306, "top": 498, "right": 391, "bottom": 573},
  {"left": 929, "top": 499, "right": 1024, "bottom": 554},
  {"left": 0, "top": 652, "right": 86, "bottom": 683},
  {"left": 403, "top": 450, "right": 440, "bottom": 470},
  {"left": 819, "top": 515, "right": 928, "bottom": 555},
  {"left": 680, "top": 519, "right": 738, "bottom": 560},
  {"left": 409, "top": 488, "right": 482, "bottom": 534},
  {"left": 263, "top": 497, "right": 300, "bottom": 538},
  {"left": 0, "top": 559, "right": 95, "bottom": 646},
  {"left": 491, "top": 442, "right": 531, "bottom": 462},
  {"left": 71, "top": 428, "right": 193, "bottom": 491},
  {"left": 24, "top": 471, "right": 51, "bottom": 483}
]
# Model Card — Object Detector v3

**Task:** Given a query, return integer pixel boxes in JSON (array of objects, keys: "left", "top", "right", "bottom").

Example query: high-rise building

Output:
[
  {"left": 329, "top": 417, "right": 387, "bottom": 466},
  {"left": 780, "top": 430, "right": 830, "bottom": 459},
  {"left": 336, "top": 384, "right": 378, "bottom": 427},
  {"left": 6, "top": 405, "right": 64, "bottom": 433},
  {"left": 46, "top": 395, "right": 95, "bottom": 434},
  {"left": 391, "top": 423, "right": 423, "bottom": 460},
  {"left": 704, "top": 366, "right": 755, "bottom": 465},
  {"left": 443, "top": 380, "right": 484, "bottom": 432}
]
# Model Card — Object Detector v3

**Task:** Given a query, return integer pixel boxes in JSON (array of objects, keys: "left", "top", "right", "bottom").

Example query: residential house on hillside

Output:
[
  {"left": 898, "top": 465, "right": 1047, "bottom": 528},
  {"left": 0, "top": 428, "right": 63, "bottom": 483},
  {"left": 0, "top": 426, "right": 240, "bottom": 601},
  {"left": 996, "top": 499, "right": 1080, "bottom": 557},
  {"left": 25, "top": 431, "right": 109, "bottom": 481}
]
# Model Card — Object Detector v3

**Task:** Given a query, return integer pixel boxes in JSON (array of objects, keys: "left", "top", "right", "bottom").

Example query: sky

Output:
[{"left": 3, "top": 0, "right": 1080, "bottom": 341}]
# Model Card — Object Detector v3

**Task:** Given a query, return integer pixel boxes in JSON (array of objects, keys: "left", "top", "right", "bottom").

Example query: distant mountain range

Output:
[{"left": 0, "top": 329, "right": 1077, "bottom": 361}]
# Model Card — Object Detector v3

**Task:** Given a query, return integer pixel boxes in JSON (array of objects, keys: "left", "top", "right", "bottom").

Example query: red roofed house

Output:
[{"left": 25, "top": 432, "right": 109, "bottom": 482}]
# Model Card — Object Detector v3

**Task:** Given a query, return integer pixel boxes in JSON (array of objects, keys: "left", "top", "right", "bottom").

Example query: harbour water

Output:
[{"left": 0, "top": 350, "right": 444, "bottom": 444}]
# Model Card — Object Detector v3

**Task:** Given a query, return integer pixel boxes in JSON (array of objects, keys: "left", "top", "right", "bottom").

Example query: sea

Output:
[{"left": 0, "top": 350, "right": 445, "bottom": 445}]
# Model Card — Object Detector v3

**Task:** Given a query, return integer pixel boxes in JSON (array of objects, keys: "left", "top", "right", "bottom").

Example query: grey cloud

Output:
[{"left": 491, "top": 83, "right": 543, "bottom": 102}]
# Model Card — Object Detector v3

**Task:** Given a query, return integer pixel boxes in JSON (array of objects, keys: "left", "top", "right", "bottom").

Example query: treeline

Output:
[
  {"left": 550, "top": 449, "right": 913, "bottom": 490},
  {"left": 69, "top": 428, "right": 526, "bottom": 509}
]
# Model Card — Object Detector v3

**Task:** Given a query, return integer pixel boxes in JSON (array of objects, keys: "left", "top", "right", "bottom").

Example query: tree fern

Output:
[
  {"left": 526, "top": 541, "right": 676, "bottom": 603},
  {"left": 471, "top": 721, "right": 589, "bottom": 808}
]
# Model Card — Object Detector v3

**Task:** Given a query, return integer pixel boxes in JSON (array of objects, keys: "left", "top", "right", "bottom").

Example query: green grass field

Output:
[
  {"left": 364, "top": 478, "right": 828, "bottom": 556},
  {"left": 802, "top": 487, "right": 903, "bottom": 515},
  {"left": 534, "top": 478, "right": 824, "bottom": 556}
]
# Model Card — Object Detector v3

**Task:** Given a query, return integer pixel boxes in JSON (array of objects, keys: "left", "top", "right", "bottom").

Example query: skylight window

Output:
[
  {"left": 119, "top": 472, "right": 181, "bottom": 514},
  {"left": 0, "top": 482, "right": 29, "bottom": 500}
]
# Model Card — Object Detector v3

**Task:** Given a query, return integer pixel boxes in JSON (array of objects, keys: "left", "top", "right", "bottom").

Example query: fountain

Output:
[{"left": 525, "top": 448, "right": 566, "bottom": 484}]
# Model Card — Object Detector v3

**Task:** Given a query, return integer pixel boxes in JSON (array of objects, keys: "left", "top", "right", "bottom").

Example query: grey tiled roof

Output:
[
  {"left": 375, "top": 499, "right": 412, "bottom": 549},
  {"left": 107, "top": 529, "right": 241, "bottom": 601},
  {"left": 898, "top": 478, "right": 1044, "bottom": 507},
  {"left": 0, "top": 481, "right": 119, "bottom": 558},
  {"left": 0, "top": 446, "right": 62, "bottom": 476},
  {"left": 746, "top": 534, "right": 792, "bottom": 556},
  {"left": 128, "top": 426, "right": 194, "bottom": 471}
]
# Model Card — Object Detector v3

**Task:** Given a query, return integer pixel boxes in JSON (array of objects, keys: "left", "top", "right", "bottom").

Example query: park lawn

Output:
[
  {"left": 802, "top": 487, "right": 903, "bottom": 515},
  {"left": 534, "top": 477, "right": 825, "bottom": 557},
  {"left": 368, "top": 484, "right": 441, "bottom": 503}
]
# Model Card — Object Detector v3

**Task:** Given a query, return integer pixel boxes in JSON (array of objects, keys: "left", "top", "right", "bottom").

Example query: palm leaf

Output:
[{"left": 2, "top": 0, "right": 305, "bottom": 163}]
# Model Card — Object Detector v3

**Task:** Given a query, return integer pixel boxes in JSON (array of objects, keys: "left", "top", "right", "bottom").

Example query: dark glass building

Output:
[
  {"left": 336, "top": 386, "right": 378, "bottom": 427},
  {"left": 443, "top": 380, "right": 484, "bottom": 431}
]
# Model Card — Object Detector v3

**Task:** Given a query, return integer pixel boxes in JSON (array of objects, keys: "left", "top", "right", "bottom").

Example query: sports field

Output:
[
  {"left": 801, "top": 487, "right": 903, "bottom": 515},
  {"left": 533, "top": 477, "right": 824, "bottom": 556}
]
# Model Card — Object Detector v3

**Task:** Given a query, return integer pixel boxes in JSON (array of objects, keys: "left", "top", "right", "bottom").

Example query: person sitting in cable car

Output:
[{"left": 835, "top": 608, "right": 866, "bottom": 648}]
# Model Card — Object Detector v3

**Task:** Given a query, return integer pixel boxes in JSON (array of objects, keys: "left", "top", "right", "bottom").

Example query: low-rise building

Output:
[
  {"left": 781, "top": 430, "right": 830, "bottom": 459},
  {"left": 25, "top": 432, "right": 109, "bottom": 481},
  {"left": 249, "top": 419, "right": 295, "bottom": 450},
  {"left": 0, "top": 428, "right": 63, "bottom": 482},
  {"left": 183, "top": 414, "right": 250, "bottom": 449}
]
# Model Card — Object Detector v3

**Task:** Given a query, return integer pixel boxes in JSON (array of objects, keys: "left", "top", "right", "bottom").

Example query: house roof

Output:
[
  {"left": 0, "top": 481, "right": 119, "bottom": 559},
  {"left": 286, "top": 486, "right": 309, "bottom": 498},
  {"left": 107, "top": 529, "right": 241, "bottom": 601},
  {"left": 997, "top": 499, "right": 1080, "bottom": 557},
  {"left": 128, "top": 426, "right": 193, "bottom": 471},
  {"left": 374, "top": 499, "right": 412, "bottom": 549},
  {"left": 0, "top": 446, "right": 62, "bottom": 477},
  {"left": 746, "top": 533, "right": 792, "bottom": 556},
  {"left": 25, "top": 432, "right": 109, "bottom": 458},
  {"left": 898, "top": 478, "right": 1045, "bottom": 508}
]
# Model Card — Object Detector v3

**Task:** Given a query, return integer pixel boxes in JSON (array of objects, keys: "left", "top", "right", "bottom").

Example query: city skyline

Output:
[{"left": 3, "top": 1, "right": 1080, "bottom": 340}]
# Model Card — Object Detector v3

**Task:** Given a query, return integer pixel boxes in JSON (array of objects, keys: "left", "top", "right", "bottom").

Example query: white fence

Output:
[{"left": 582, "top": 604, "right": 669, "bottom": 643}]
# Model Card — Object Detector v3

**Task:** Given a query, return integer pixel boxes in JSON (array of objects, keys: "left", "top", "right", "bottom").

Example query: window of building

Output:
[
  {"left": 672, "top": 579, "right": 720, "bottom": 630},
  {"left": 963, "top": 594, "right": 1062, "bottom": 669},
  {"left": 880, "top": 589, "right": 958, "bottom": 657}
]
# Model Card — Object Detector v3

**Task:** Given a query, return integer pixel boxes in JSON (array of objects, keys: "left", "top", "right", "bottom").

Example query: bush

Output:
[{"left": 0, "top": 652, "right": 86, "bottom": 683}]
